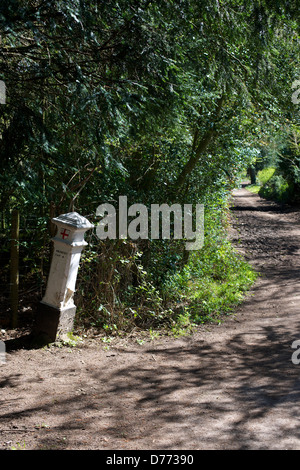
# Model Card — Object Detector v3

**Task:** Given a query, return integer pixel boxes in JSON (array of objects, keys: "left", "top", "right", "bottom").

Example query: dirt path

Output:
[{"left": 2, "top": 185, "right": 300, "bottom": 450}]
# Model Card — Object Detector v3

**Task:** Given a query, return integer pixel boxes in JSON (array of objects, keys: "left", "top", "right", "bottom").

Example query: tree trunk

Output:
[
  {"left": 174, "top": 94, "right": 225, "bottom": 189},
  {"left": 249, "top": 166, "right": 256, "bottom": 185}
]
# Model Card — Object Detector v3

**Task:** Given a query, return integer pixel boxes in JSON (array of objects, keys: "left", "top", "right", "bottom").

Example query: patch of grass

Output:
[
  {"left": 53, "top": 332, "right": 83, "bottom": 348},
  {"left": 257, "top": 167, "right": 276, "bottom": 185},
  {"left": 162, "top": 209, "right": 258, "bottom": 327},
  {"left": 11, "top": 441, "right": 26, "bottom": 450},
  {"left": 247, "top": 184, "right": 260, "bottom": 194},
  {"left": 186, "top": 256, "right": 257, "bottom": 323},
  {"left": 183, "top": 242, "right": 257, "bottom": 324},
  {"left": 77, "top": 202, "right": 257, "bottom": 337}
]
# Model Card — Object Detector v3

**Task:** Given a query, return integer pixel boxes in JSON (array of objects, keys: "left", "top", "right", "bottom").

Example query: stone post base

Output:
[{"left": 35, "top": 302, "right": 76, "bottom": 343}]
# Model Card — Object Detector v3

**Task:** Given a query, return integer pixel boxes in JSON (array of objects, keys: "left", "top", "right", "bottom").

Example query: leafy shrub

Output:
[
  {"left": 247, "top": 167, "right": 276, "bottom": 194},
  {"left": 257, "top": 167, "right": 276, "bottom": 185},
  {"left": 75, "top": 202, "right": 257, "bottom": 334},
  {"left": 259, "top": 173, "right": 293, "bottom": 203}
]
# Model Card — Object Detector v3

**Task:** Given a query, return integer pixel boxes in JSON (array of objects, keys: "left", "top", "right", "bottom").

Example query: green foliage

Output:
[
  {"left": 247, "top": 167, "right": 276, "bottom": 194},
  {"left": 259, "top": 173, "right": 293, "bottom": 203},
  {"left": 257, "top": 168, "right": 276, "bottom": 186},
  {"left": 185, "top": 248, "right": 257, "bottom": 324},
  {"left": 161, "top": 205, "right": 257, "bottom": 325},
  {"left": 257, "top": 128, "right": 300, "bottom": 204},
  {"left": 0, "top": 0, "right": 298, "bottom": 333},
  {"left": 247, "top": 185, "right": 260, "bottom": 194}
]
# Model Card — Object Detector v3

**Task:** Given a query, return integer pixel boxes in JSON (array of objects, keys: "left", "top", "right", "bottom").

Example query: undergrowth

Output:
[
  {"left": 259, "top": 174, "right": 293, "bottom": 203},
  {"left": 162, "top": 222, "right": 257, "bottom": 327},
  {"left": 247, "top": 167, "right": 276, "bottom": 194},
  {"left": 247, "top": 167, "right": 294, "bottom": 203},
  {"left": 75, "top": 201, "right": 257, "bottom": 337}
]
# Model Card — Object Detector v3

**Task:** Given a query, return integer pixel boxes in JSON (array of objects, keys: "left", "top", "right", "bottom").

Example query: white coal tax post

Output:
[{"left": 36, "top": 212, "right": 94, "bottom": 342}]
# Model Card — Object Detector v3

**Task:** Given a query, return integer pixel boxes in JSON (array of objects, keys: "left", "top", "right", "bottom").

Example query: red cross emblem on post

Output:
[{"left": 60, "top": 228, "right": 70, "bottom": 240}]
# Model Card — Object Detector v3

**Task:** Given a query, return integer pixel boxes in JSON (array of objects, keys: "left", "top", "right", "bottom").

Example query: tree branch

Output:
[{"left": 175, "top": 94, "right": 225, "bottom": 188}]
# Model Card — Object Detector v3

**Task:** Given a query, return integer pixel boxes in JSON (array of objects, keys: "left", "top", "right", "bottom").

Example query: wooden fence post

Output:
[{"left": 10, "top": 209, "right": 19, "bottom": 328}]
